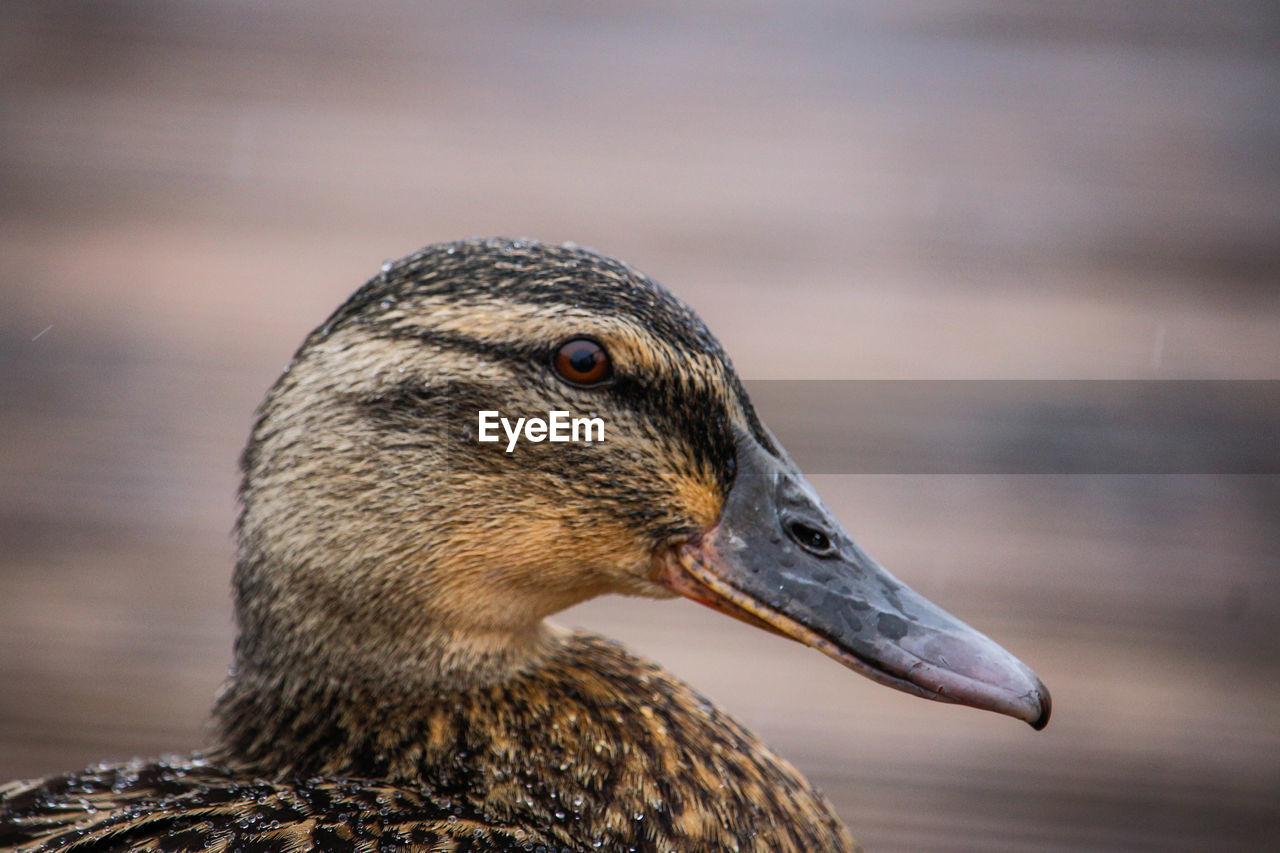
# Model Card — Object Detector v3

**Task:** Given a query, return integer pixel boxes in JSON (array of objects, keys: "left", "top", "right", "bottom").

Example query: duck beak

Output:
[{"left": 655, "top": 428, "right": 1051, "bottom": 730}]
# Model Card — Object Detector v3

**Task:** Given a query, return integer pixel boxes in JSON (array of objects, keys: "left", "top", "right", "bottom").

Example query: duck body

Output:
[
  {"left": 2, "top": 238, "right": 1046, "bottom": 851},
  {"left": 1, "top": 635, "right": 852, "bottom": 851}
]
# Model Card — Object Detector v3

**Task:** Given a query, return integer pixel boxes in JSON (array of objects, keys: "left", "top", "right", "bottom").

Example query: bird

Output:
[{"left": 0, "top": 238, "right": 1049, "bottom": 852}]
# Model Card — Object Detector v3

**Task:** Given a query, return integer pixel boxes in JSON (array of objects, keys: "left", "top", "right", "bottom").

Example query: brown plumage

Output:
[
  {"left": 1, "top": 238, "right": 1048, "bottom": 852},
  {"left": 1, "top": 634, "right": 850, "bottom": 851}
]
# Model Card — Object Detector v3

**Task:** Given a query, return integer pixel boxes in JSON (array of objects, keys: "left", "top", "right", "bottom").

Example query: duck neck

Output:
[
  {"left": 211, "top": 624, "right": 564, "bottom": 779},
  {"left": 210, "top": 553, "right": 566, "bottom": 779},
  {"left": 214, "top": 631, "right": 856, "bottom": 853}
]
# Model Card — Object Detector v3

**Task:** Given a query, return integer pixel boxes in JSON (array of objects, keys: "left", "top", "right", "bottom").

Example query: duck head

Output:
[{"left": 235, "top": 238, "right": 1048, "bottom": 729}]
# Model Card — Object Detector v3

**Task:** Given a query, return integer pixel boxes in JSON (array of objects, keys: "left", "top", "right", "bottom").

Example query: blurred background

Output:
[{"left": 2, "top": 2, "right": 1277, "bottom": 850}]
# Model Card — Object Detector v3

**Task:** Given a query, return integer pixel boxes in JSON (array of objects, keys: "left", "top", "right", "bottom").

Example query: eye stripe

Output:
[
  {"left": 356, "top": 316, "right": 768, "bottom": 477},
  {"left": 374, "top": 327, "right": 544, "bottom": 364}
]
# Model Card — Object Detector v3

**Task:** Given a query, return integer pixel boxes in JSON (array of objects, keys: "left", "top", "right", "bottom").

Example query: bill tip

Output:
[{"left": 1027, "top": 680, "right": 1052, "bottom": 730}]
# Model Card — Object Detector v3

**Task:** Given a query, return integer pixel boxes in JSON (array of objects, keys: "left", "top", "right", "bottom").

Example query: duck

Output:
[{"left": 0, "top": 238, "right": 1049, "bottom": 852}]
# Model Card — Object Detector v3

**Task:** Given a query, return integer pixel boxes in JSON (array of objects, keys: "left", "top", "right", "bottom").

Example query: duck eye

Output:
[{"left": 553, "top": 337, "right": 612, "bottom": 387}]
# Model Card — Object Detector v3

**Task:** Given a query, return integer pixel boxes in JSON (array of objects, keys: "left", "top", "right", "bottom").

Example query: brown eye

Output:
[{"left": 553, "top": 337, "right": 612, "bottom": 387}]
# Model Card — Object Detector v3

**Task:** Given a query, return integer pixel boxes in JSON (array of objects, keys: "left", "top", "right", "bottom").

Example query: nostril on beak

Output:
[{"left": 786, "top": 520, "right": 836, "bottom": 557}]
